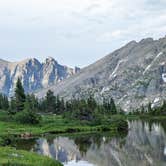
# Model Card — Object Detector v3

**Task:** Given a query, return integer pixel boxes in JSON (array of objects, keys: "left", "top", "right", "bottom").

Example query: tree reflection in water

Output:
[{"left": 13, "top": 120, "right": 166, "bottom": 166}]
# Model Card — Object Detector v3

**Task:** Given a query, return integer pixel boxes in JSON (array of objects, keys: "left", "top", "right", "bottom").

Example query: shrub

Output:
[{"left": 14, "top": 110, "right": 41, "bottom": 125}]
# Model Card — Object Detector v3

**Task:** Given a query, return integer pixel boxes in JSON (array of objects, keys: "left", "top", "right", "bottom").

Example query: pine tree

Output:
[
  {"left": 45, "top": 90, "right": 56, "bottom": 112},
  {"left": 59, "top": 98, "right": 65, "bottom": 113},
  {"left": 8, "top": 97, "right": 16, "bottom": 114},
  {"left": 2, "top": 95, "right": 9, "bottom": 110},
  {"left": 87, "top": 95, "right": 97, "bottom": 111},
  {"left": 39, "top": 98, "right": 47, "bottom": 112},
  {"left": 0, "top": 94, "right": 3, "bottom": 109},
  {"left": 110, "top": 98, "right": 117, "bottom": 114},
  {"left": 15, "top": 78, "right": 26, "bottom": 112},
  {"left": 148, "top": 102, "right": 152, "bottom": 114},
  {"left": 24, "top": 94, "right": 39, "bottom": 112},
  {"left": 0, "top": 93, "right": 9, "bottom": 110}
]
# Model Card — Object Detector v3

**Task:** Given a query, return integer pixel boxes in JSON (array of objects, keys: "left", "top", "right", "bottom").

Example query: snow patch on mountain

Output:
[
  {"left": 162, "top": 73, "right": 166, "bottom": 82},
  {"left": 0, "top": 58, "right": 80, "bottom": 96},
  {"left": 109, "top": 60, "right": 126, "bottom": 79},
  {"left": 143, "top": 52, "right": 163, "bottom": 75}
]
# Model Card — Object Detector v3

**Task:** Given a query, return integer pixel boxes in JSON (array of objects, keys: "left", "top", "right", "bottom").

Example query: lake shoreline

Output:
[
  {"left": 0, "top": 146, "right": 63, "bottom": 166},
  {"left": 2, "top": 111, "right": 166, "bottom": 166},
  {"left": 0, "top": 111, "right": 128, "bottom": 166}
]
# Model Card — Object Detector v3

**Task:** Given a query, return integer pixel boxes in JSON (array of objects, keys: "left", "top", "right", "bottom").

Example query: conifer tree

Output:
[
  {"left": 110, "top": 98, "right": 117, "bottom": 114},
  {"left": 8, "top": 97, "right": 17, "bottom": 114},
  {"left": 15, "top": 78, "right": 26, "bottom": 112},
  {"left": 0, "top": 93, "right": 9, "bottom": 110},
  {"left": 3, "top": 95, "right": 9, "bottom": 110},
  {"left": 45, "top": 90, "right": 55, "bottom": 112},
  {"left": 24, "top": 94, "right": 38, "bottom": 112},
  {"left": 148, "top": 102, "right": 152, "bottom": 114},
  {"left": 87, "top": 95, "right": 97, "bottom": 111}
]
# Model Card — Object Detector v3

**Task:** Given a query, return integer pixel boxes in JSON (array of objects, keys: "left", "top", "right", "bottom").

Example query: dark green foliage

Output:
[
  {"left": 8, "top": 97, "right": 17, "bottom": 115},
  {"left": 63, "top": 96, "right": 120, "bottom": 124},
  {"left": 39, "top": 90, "right": 119, "bottom": 120},
  {"left": 7, "top": 79, "right": 40, "bottom": 124},
  {"left": 15, "top": 78, "right": 26, "bottom": 112},
  {"left": 24, "top": 94, "right": 38, "bottom": 112},
  {"left": 55, "top": 96, "right": 65, "bottom": 114},
  {"left": 38, "top": 98, "right": 47, "bottom": 112},
  {"left": 0, "top": 93, "right": 9, "bottom": 110},
  {"left": 87, "top": 95, "right": 97, "bottom": 110},
  {"left": 14, "top": 110, "right": 41, "bottom": 125},
  {"left": 8, "top": 78, "right": 26, "bottom": 115},
  {"left": 148, "top": 102, "right": 152, "bottom": 114},
  {"left": 70, "top": 99, "right": 94, "bottom": 121},
  {"left": 110, "top": 98, "right": 117, "bottom": 114},
  {"left": 151, "top": 101, "right": 166, "bottom": 115},
  {"left": 45, "top": 90, "right": 56, "bottom": 112},
  {"left": 15, "top": 94, "right": 41, "bottom": 125},
  {"left": 0, "top": 84, "right": 121, "bottom": 126},
  {"left": 115, "top": 119, "right": 128, "bottom": 132},
  {"left": 103, "top": 98, "right": 117, "bottom": 114},
  {"left": 131, "top": 100, "right": 166, "bottom": 116},
  {"left": 39, "top": 90, "right": 65, "bottom": 114}
]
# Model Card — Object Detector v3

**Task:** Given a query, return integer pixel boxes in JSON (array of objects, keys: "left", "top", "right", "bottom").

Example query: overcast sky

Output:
[{"left": 0, "top": 0, "right": 166, "bottom": 67}]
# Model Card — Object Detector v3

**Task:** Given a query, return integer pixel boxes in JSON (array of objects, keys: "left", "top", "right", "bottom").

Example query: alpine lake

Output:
[{"left": 11, "top": 119, "right": 166, "bottom": 166}]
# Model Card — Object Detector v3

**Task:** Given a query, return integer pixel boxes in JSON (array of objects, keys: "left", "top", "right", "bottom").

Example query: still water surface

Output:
[{"left": 15, "top": 120, "right": 166, "bottom": 166}]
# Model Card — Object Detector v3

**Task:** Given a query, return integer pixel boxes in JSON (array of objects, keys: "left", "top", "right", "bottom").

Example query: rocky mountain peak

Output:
[
  {"left": 0, "top": 59, "right": 9, "bottom": 63},
  {"left": 0, "top": 57, "right": 79, "bottom": 96},
  {"left": 139, "top": 37, "right": 154, "bottom": 44},
  {"left": 29, "top": 58, "right": 40, "bottom": 63},
  {"left": 74, "top": 66, "right": 81, "bottom": 74},
  {"left": 25, "top": 58, "right": 41, "bottom": 66},
  {"left": 44, "top": 57, "right": 58, "bottom": 64},
  {"left": 36, "top": 35, "right": 166, "bottom": 111}
]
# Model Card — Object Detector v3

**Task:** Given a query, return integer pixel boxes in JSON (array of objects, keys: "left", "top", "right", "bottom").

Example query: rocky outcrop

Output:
[
  {"left": 0, "top": 57, "right": 80, "bottom": 96},
  {"left": 36, "top": 36, "right": 166, "bottom": 111}
]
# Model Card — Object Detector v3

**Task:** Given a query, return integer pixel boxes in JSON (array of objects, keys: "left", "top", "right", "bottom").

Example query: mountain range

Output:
[
  {"left": 1, "top": 35, "right": 166, "bottom": 111},
  {"left": 0, "top": 57, "right": 80, "bottom": 96},
  {"left": 36, "top": 36, "right": 166, "bottom": 111}
]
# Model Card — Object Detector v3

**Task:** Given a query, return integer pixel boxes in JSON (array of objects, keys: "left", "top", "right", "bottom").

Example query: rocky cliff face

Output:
[
  {"left": 36, "top": 36, "right": 166, "bottom": 111},
  {"left": 0, "top": 57, "right": 80, "bottom": 96}
]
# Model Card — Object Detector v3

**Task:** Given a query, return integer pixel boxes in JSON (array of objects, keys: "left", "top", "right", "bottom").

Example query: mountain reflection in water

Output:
[{"left": 15, "top": 120, "right": 166, "bottom": 166}]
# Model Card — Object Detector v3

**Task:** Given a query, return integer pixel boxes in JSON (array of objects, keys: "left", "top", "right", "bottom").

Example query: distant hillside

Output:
[{"left": 36, "top": 36, "right": 166, "bottom": 111}]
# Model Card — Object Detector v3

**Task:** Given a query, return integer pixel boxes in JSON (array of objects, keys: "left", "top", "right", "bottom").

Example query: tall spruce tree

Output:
[
  {"left": 147, "top": 102, "right": 152, "bottom": 114},
  {"left": 110, "top": 98, "right": 117, "bottom": 114},
  {"left": 24, "top": 94, "right": 38, "bottom": 112},
  {"left": 45, "top": 90, "right": 56, "bottom": 112},
  {"left": 0, "top": 93, "right": 9, "bottom": 110},
  {"left": 87, "top": 95, "right": 97, "bottom": 111},
  {"left": 15, "top": 78, "right": 26, "bottom": 112},
  {"left": 9, "top": 97, "right": 17, "bottom": 114}
]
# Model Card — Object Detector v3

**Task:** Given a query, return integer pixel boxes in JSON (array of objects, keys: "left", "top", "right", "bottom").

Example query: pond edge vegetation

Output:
[{"left": 0, "top": 78, "right": 128, "bottom": 165}]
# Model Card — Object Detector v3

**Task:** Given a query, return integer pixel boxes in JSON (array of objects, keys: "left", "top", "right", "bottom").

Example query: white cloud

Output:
[
  {"left": 97, "top": 30, "right": 127, "bottom": 42},
  {"left": 0, "top": 0, "right": 166, "bottom": 67}
]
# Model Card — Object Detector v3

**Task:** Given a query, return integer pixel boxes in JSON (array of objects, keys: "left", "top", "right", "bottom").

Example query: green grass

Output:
[
  {"left": 0, "top": 111, "right": 127, "bottom": 138},
  {"left": 126, "top": 114, "right": 166, "bottom": 121},
  {"left": 0, "top": 111, "right": 128, "bottom": 165},
  {"left": 0, "top": 146, "right": 62, "bottom": 166},
  {"left": 139, "top": 115, "right": 166, "bottom": 120}
]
